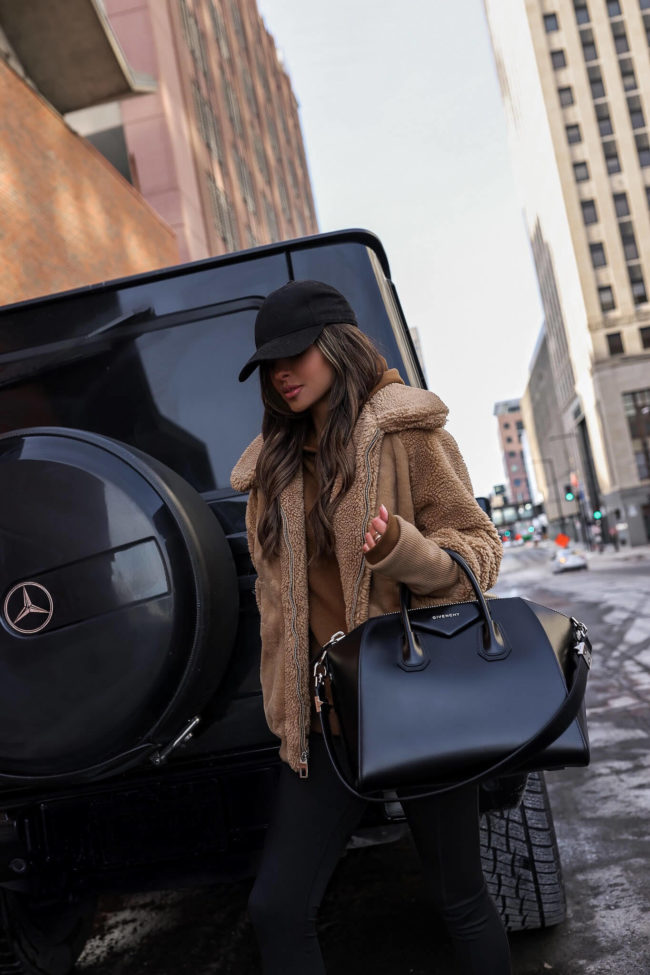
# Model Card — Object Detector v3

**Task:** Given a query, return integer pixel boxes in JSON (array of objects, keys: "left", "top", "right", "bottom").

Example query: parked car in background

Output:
[{"left": 551, "top": 546, "right": 589, "bottom": 573}]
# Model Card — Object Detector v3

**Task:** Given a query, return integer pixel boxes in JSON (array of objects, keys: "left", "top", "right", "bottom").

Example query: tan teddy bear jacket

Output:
[{"left": 230, "top": 380, "right": 502, "bottom": 776}]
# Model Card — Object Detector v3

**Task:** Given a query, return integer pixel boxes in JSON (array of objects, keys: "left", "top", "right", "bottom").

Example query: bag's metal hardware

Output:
[
  {"left": 576, "top": 642, "right": 592, "bottom": 669},
  {"left": 150, "top": 716, "right": 201, "bottom": 766},
  {"left": 324, "top": 630, "right": 346, "bottom": 649},
  {"left": 571, "top": 618, "right": 592, "bottom": 669},
  {"left": 314, "top": 652, "right": 329, "bottom": 713}
]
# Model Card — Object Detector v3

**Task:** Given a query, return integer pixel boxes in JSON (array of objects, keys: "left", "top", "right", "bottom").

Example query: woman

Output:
[{"left": 231, "top": 280, "right": 510, "bottom": 974}]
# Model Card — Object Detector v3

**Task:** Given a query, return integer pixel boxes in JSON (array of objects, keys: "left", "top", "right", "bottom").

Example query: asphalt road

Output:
[{"left": 77, "top": 545, "right": 650, "bottom": 975}]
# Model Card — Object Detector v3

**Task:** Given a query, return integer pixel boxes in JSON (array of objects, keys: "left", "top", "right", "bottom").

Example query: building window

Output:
[
  {"left": 603, "top": 140, "right": 621, "bottom": 174},
  {"left": 242, "top": 71, "right": 258, "bottom": 116},
  {"left": 191, "top": 82, "right": 223, "bottom": 162},
  {"left": 264, "top": 197, "right": 280, "bottom": 242},
  {"left": 508, "top": 451, "right": 516, "bottom": 457},
  {"left": 646, "top": 186, "right": 650, "bottom": 209},
  {"left": 596, "top": 103, "right": 614, "bottom": 136},
  {"left": 574, "top": 161, "right": 590, "bottom": 181},
  {"left": 266, "top": 117, "right": 281, "bottom": 162},
  {"left": 587, "top": 64, "right": 605, "bottom": 101},
  {"left": 613, "top": 192, "right": 630, "bottom": 217},
  {"left": 588, "top": 67, "right": 606, "bottom": 99},
  {"left": 640, "top": 326, "right": 650, "bottom": 348},
  {"left": 235, "top": 151, "right": 256, "bottom": 214},
  {"left": 581, "top": 29, "right": 598, "bottom": 61},
  {"left": 636, "top": 133, "right": 650, "bottom": 167},
  {"left": 503, "top": 422, "right": 510, "bottom": 428},
  {"left": 574, "top": 4, "right": 590, "bottom": 25},
  {"left": 620, "top": 59, "right": 638, "bottom": 91},
  {"left": 642, "top": 0, "right": 650, "bottom": 10},
  {"left": 599, "top": 285, "right": 616, "bottom": 311},
  {"left": 590, "top": 242, "right": 607, "bottom": 267},
  {"left": 628, "top": 95, "right": 646, "bottom": 129},
  {"left": 207, "top": 174, "right": 238, "bottom": 252},
  {"left": 607, "top": 0, "right": 622, "bottom": 14},
  {"left": 229, "top": 0, "right": 247, "bottom": 47},
  {"left": 506, "top": 436, "right": 513, "bottom": 442},
  {"left": 607, "top": 332, "right": 624, "bottom": 354},
  {"left": 544, "top": 13, "right": 560, "bottom": 31},
  {"left": 209, "top": 2, "right": 230, "bottom": 59},
  {"left": 619, "top": 221, "right": 639, "bottom": 261},
  {"left": 566, "top": 123, "right": 582, "bottom": 143},
  {"left": 551, "top": 49, "right": 567, "bottom": 69},
  {"left": 222, "top": 77, "right": 243, "bottom": 136},
  {"left": 559, "top": 86, "right": 575, "bottom": 106},
  {"left": 611, "top": 20, "right": 629, "bottom": 52},
  {"left": 253, "top": 135, "right": 269, "bottom": 181},
  {"left": 581, "top": 199, "right": 598, "bottom": 224},
  {"left": 622, "top": 388, "right": 650, "bottom": 480},
  {"left": 628, "top": 264, "right": 648, "bottom": 303},
  {"left": 551, "top": 51, "right": 566, "bottom": 71}
]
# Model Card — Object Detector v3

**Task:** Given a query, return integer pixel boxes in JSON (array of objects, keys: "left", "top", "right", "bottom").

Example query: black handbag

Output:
[{"left": 314, "top": 549, "right": 591, "bottom": 801}]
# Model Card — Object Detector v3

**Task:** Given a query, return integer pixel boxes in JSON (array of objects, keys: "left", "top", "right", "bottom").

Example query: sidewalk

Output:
[
  {"left": 586, "top": 541, "right": 650, "bottom": 566},
  {"left": 512, "top": 539, "right": 650, "bottom": 567}
]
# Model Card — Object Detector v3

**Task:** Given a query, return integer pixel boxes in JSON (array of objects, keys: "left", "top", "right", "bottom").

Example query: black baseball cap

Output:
[{"left": 238, "top": 279, "right": 358, "bottom": 381}]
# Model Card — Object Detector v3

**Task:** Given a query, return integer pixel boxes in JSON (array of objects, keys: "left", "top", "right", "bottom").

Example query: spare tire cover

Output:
[{"left": 0, "top": 427, "right": 239, "bottom": 779}]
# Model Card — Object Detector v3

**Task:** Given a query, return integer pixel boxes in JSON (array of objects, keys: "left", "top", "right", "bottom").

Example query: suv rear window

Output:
[{"left": 0, "top": 302, "right": 264, "bottom": 494}]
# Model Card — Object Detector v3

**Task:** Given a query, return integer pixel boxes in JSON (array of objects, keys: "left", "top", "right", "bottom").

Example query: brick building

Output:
[
  {"left": 0, "top": 3, "right": 179, "bottom": 306},
  {"left": 493, "top": 399, "right": 533, "bottom": 504},
  {"left": 68, "top": 0, "right": 319, "bottom": 262},
  {"left": 0, "top": 63, "right": 178, "bottom": 306}
]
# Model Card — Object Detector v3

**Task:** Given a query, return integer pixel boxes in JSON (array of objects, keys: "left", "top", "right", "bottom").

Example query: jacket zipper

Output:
[
  {"left": 349, "top": 429, "right": 382, "bottom": 626},
  {"left": 280, "top": 506, "right": 309, "bottom": 778}
]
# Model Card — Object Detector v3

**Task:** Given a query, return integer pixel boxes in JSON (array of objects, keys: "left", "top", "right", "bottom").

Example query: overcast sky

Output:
[{"left": 257, "top": 0, "right": 545, "bottom": 497}]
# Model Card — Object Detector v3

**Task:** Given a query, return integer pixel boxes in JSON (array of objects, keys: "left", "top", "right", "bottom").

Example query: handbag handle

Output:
[
  {"left": 315, "top": 550, "right": 592, "bottom": 802},
  {"left": 400, "top": 549, "right": 507, "bottom": 668}
]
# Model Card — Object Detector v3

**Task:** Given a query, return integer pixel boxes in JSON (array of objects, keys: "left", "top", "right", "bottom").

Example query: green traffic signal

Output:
[
  {"left": 564, "top": 489, "right": 575, "bottom": 502},
  {"left": 593, "top": 510, "right": 602, "bottom": 520}
]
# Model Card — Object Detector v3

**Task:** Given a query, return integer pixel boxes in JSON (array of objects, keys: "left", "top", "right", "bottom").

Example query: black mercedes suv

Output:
[{"left": 0, "top": 230, "right": 566, "bottom": 973}]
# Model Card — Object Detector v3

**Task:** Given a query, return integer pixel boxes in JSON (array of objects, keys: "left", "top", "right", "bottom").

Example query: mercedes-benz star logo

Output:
[{"left": 4, "top": 582, "right": 54, "bottom": 634}]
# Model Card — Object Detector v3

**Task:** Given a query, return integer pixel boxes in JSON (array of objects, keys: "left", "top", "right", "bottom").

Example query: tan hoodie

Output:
[{"left": 231, "top": 382, "right": 502, "bottom": 776}]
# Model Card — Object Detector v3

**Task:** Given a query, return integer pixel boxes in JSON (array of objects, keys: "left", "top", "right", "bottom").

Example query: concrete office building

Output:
[
  {"left": 521, "top": 327, "right": 588, "bottom": 538},
  {"left": 484, "top": 0, "right": 650, "bottom": 545},
  {"left": 67, "top": 0, "right": 318, "bottom": 263}
]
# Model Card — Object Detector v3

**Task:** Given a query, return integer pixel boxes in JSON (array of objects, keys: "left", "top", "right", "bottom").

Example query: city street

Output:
[{"left": 77, "top": 544, "right": 650, "bottom": 975}]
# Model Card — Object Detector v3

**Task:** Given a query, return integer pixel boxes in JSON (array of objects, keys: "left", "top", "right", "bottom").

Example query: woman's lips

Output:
[{"left": 283, "top": 385, "right": 303, "bottom": 400}]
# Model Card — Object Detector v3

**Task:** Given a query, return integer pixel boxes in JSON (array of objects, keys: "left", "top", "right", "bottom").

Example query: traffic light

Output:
[
  {"left": 593, "top": 509, "right": 602, "bottom": 520},
  {"left": 564, "top": 484, "right": 575, "bottom": 502}
]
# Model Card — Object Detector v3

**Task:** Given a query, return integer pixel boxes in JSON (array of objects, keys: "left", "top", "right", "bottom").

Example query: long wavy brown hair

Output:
[{"left": 256, "top": 323, "right": 385, "bottom": 560}]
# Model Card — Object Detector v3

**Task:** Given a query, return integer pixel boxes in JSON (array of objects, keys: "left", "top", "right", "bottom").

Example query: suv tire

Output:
[
  {"left": 0, "top": 890, "right": 97, "bottom": 975},
  {"left": 481, "top": 771, "right": 566, "bottom": 931}
]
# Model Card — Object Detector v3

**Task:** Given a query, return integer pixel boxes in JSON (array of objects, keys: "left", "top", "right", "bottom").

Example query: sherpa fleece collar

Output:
[{"left": 230, "top": 384, "right": 449, "bottom": 493}]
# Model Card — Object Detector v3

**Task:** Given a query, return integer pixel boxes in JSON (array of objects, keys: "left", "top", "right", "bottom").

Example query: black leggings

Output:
[{"left": 248, "top": 735, "right": 511, "bottom": 974}]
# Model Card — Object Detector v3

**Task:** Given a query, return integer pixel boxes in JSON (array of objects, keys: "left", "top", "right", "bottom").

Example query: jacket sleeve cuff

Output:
[
  {"left": 364, "top": 513, "right": 400, "bottom": 565},
  {"left": 366, "top": 515, "right": 459, "bottom": 595}
]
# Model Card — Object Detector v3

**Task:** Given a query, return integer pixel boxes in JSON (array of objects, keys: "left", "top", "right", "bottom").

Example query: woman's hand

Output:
[{"left": 363, "top": 504, "right": 389, "bottom": 554}]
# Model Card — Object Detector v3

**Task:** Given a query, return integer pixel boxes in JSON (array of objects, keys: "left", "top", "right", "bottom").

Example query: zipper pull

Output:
[{"left": 298, "top": 752, "right": 309, "bottom": 779}]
